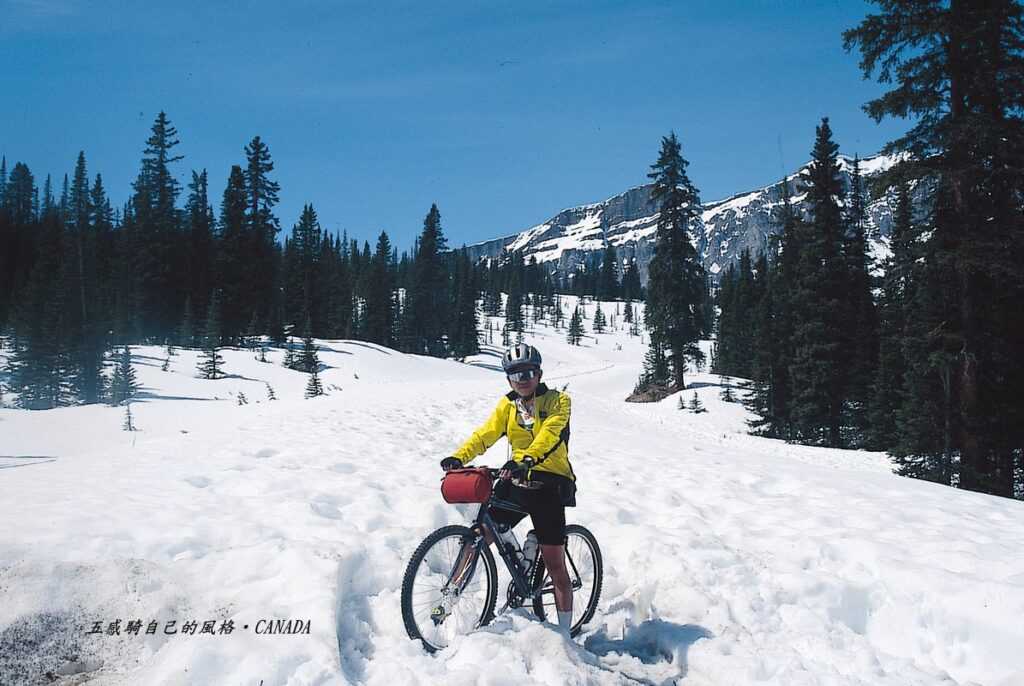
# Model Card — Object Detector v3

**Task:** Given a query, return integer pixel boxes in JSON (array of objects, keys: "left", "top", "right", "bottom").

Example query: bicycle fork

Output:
[{"left": 432, "top": 531, "right": 486, "bottom": 626}]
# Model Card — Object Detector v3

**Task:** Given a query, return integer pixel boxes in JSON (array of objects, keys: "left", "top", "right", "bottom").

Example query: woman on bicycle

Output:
[{"left": 440, "top": 342, "right": 578, "bottom": 635}]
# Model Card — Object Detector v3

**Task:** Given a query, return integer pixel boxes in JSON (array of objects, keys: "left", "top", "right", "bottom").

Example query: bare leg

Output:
[{"left": 539, "top": 543, "right": 572, "bottom": 613}]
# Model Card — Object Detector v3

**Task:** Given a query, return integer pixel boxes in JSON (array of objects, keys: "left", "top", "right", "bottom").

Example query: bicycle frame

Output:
[{"left": 446, "top": 479, "right": 582, "bottom": 607}]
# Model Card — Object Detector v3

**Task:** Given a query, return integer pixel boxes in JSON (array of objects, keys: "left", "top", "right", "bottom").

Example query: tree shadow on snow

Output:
[
  {"left": 132, "top": 391, "right": 219, "bottom": 402},
  {"left": 684, "top": 379, "right": 742, "bottom": 391},
  {"left": 584, "top": 619, "right": 713, "bottom": 679},
  {"left": 338, "top": 341, "right": 392, "bottom": 355}
]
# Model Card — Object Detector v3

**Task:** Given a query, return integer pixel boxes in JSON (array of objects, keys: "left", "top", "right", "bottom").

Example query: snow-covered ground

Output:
[{"left": 1, "top": 297, "right": 1022, "bottom": 686}]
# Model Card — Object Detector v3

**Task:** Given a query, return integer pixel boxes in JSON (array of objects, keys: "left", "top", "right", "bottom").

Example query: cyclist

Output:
[{"left": 440, "top": 342, "right": 578, "bottom": 635}]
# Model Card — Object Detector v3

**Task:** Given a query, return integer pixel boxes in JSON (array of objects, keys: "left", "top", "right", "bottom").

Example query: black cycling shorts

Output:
[{"left": 490, "top": 473, "right": 575, "bottom": 546}]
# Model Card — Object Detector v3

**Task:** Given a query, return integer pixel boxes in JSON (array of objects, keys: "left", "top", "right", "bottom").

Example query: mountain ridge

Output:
[{"left": 464, "top": 153, "right": 914, "bottom": 284}]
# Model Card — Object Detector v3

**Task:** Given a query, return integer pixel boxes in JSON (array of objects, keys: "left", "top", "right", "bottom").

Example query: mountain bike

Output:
[{"left": 400, "top": 466, "right": 603, "bottom": 653}]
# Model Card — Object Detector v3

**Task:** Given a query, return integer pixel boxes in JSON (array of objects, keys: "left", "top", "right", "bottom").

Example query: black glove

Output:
[
  {"left": 500, "top": 459, "right": 530, "bottom": 478},
  {"left": 440, "top": 457, "right": 462, "bottom": 472}
]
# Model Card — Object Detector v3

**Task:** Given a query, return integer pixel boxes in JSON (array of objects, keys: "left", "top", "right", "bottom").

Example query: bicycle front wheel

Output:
[
  {"left": 400, "top": 524, "right": 498, "bottom": 653},
  {"left": 530, "top": 524, "right": 603, "bottom": 637}
]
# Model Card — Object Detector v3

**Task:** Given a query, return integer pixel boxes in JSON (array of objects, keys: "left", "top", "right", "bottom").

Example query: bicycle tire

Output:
[
  {"left": 401, "top": 524, "right": 498, "bottom": 653},
  {"left": 530, "top": 524, "right": 603, "bottom": 637}
]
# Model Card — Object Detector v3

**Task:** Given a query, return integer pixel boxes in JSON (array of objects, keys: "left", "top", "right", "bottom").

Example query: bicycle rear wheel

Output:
[
  {"left": 401, "top": 524, "right": 498, "bottom": 652},
  {"left": 530, "top": 524, "right": 603, "bottom": 637}
]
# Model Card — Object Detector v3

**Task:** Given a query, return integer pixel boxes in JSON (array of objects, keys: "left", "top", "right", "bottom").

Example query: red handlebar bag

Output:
[{"left": 441, "top": 468, "right": 493, "bottom": 504}]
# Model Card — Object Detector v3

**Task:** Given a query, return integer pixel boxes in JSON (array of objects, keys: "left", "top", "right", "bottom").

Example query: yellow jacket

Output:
[{"left": 452, "top": 384, "right": 575, "bottom": 481}]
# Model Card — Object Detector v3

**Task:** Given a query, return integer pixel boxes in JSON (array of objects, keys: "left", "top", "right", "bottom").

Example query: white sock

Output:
[{"left": 557, "top": 610, "right": 573, "bottom": 634}]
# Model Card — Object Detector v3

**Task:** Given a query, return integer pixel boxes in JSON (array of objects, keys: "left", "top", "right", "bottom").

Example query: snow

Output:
[{"left": 2, "top": 300, "right": 1023, "bottom": 686}]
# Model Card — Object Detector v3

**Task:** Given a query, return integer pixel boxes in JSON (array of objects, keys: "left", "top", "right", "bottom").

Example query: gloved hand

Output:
[
  {"left": 440, "top": 457, "right": 462, "bottom": 471},
  {"left": 499, "top": 458, "right": 532, "bottom": 480}
]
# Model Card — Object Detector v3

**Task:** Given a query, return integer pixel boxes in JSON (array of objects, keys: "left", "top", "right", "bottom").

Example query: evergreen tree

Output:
[
  {"left": 109, "top": 346, "right": 139, "bottom": 406},
  {"left": 131, "top": 112, "right": 184, "bottom": 338},
  {"left": 244, "top": 136, "right": 281, "bottom": 336},
  {"left": 283, "top": 338, "right": 297, "bottom": 370},
  {"left": 788, "top": 118, "right": 848, "bottom": 447},
  {"left": 217, "top": 165, "right": 248, "bottom": 342},
  {"left": 867, "top": 181, "right": 913, "bottom": 450},
  {"left": 504, "top": 253, "right": 526, "bottom": 344},
  {"left": 450, "top": 247, "right": 480, "bottom": 358},
  {"left": 841, "top": 155, "right": 879, "bottom": 446},
  {"left": 746, "top": 180, "right": 799, "bottom": 440},
  {"left": 405, "top": 204, "right": 450, "bottom": 355},
  {"left": 597, "top": 244, "right": 620, "bottom": 301},
  {"left": 846, "top": 0, "right": 1024, "bottom": 495},
  {"left": 122, "top": 403, "right": 136, "bottom": 431},
  {"left": 300, "top": 317, "right": 320, "bottom": 374},
  {"left": 185, "top": 170, "right": 215, "bottom": 320},
  {"left": 305, "top": 369, "right": 325, "bottom": 398},
  {"left": 363, "top": 231, "right": 394, "bottom": 346},
  {"left": 285, "top": 203, "right": 322, "bottom": 331},
  {"left": 592, "top": 302, "right": 606, "bottom": 333},
  {"left": 688, "top": 392, "right": 707, "bottom": 414},
  {"left": 178, "top": 296, "right": 195, "bottom": 348},
  {"left": 644, "top": 132, "right": 707, "bottom": 390},
  {"left": 197, "top": 290, "right": 224, "bottom": 380},
  {"left": 9, "top": 204, "right": 68, "bottom": 409},
  {"left": 621, "top": 258, "right": 642, "bottom": 302},
  {"left": 567, "top": 305, "right": 584, "bottom": 345},
  {"left": 720, "top": 378, "right": 735, "bottom": 403}
]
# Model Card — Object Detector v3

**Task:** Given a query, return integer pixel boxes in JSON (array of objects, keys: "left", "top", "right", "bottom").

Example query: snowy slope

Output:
[
  {"left": 463, "top": 154, "right": 918, "bottom": 285},
  {"left": 2, "top": 301, "right": 1022, "bottom": 686}
]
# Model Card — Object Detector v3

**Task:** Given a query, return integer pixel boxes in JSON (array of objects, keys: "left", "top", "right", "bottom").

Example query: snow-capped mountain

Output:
[{"left": 465, "top": 154, "right": 918, "bottom": 283}]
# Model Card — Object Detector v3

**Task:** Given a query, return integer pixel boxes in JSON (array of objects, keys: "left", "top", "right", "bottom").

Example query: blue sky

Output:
[{"left": 1, "top": 0, "right": 908, "bottom": 252}]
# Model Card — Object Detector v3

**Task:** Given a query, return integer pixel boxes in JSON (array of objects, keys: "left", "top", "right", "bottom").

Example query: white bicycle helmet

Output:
[{"left": 501, "top": 343, "right": 542, "bottom": 372}]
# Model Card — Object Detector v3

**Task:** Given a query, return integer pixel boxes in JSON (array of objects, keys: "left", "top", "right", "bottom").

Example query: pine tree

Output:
[
  {"left": 450, "top": 247, "right": 480, "bottom": 358},
  {"left": 867, "top": 181, "right": 914, "bottom": 451},
  {"left": 592, "top": 302, "right": 606, "bottom": 333},
  {"left": 644, "top": 132, "right": 707, "bottom": 390},
  {"left": 109, "top": 346, "right": 139, "bottom": 406},
  {"left": 9, "top": 203, "right": 68, "bottom": 409},
  {"left": 405, "top": 204, "right": 450, "bottom": 355},
  {"left": 283, "top": 338, "right": 297, "bottom": 370},
  {"left": 567, "top": 305, "right": 585, "bottom": 345},
  {"left": 305, "top": 369, "right": 325, "bottom": 398},
  {"left": 597, "top": 244, "right": 620, "bottom": 301},
  {"left": 122, "top": 403, "right": 136, "bottom": 431},
  {"left": 197, "top": 290, "right": 224, "bottom": 380},
  {"left": 217, "top": 165, "right": 248, "bottom": 342},
  {"left": 131, "top": 112, "right": 184, "bottom": 338},
  {"left": 178, "top": 296, "right": 195, "bottom": 348},
  {"left": 363, "top": 231, "right": 394, "bottom": 346},
  {"left": 841, "top": 155, "right": 878, "bottom": 447},
  {"left": 552, "top": 295, "right": 565, "bottom": 329},
  {"left": 846, "top": 1, "right": 1024, "bottom": 495},
  {"left": 285, "top": 203, "right": 322, "bottom": 331},
  {"left": 186, "top": 170, "right": 215, "bottom": 325},
  {"left": 688, "top": 392, "right": 706, "bottom": 414},
  {"left": 720, "top": 378, "right": 735, "bottom": 403},
  {"left": 300, "top": 317, "right": 320, "bottom": 374},
  {"left": 265, "top": 382, "right": 276, "bottom": 400},
  {"left": 788, "top": 118, "right": 848, "bottom": 448},
  {"left": 244, "top": 136, "right": 281, "bottom": 339}
]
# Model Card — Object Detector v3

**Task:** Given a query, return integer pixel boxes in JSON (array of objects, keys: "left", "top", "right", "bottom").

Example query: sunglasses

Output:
[{"left": 507, "top": 368, "right": 540, "bottom": 383}]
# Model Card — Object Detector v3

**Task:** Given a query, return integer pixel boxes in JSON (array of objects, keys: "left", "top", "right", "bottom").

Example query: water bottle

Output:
[
  {"left": 522, "top": 531, "right": 539, "bottom": 572},
  {"left": 496, "top": 528, "right": 523, "bottom": 566}
]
